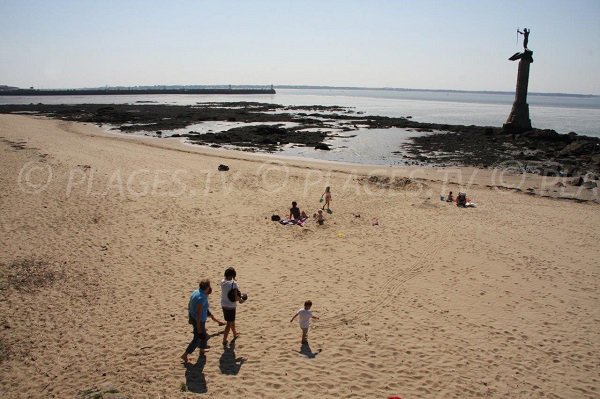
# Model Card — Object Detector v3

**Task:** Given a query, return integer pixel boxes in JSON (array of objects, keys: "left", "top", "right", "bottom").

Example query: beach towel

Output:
[{"left": 279, "top": 218, "right": 307, "bottom": 226}]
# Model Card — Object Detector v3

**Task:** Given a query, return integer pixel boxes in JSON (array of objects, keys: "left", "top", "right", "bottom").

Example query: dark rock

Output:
[
  {"left": 586, "top": 173, "right": 599, "bottom": 181},
  {"left": 314, "top": 143, "right": 331, "bottom": 150},
  {"left": 188, "top": 124, "right": 326, "bottom": 150},
  {"left": 523, "top": 129, "right": 569, "bottom": 142},
  {"left": 564, "top": 167, "right": 580, "bottom": 177},
  {"left": 2, "top": 102, "right": 598, "bottom": 175},
  {"left": 540, "top": 168, "right": 556, "bottom": 176},
  {"left": 569, "top": 176, "right": 584, "bottom": 186},
  {"left": 540, "top": 164, "right": 562, "bottom": 176},
  {"left": 559, "top": 140, "right": 596, "bottom": 156}
]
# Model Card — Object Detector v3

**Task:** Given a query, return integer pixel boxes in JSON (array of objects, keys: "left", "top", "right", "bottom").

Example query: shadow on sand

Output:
[
  {"left": 299, "top": 341, "right": 321, "bottom": 358},
  {"left": 219, "top": 340, "right": 246, "bottom": 375},
  {"left": 184, "top": 356, "right": 207, "bottom": 394}
]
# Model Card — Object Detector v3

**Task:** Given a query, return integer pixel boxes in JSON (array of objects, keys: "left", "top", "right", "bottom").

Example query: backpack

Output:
[
  {"left": 271, "top": 214, "right": 281, "bottom": 221},
  {"left": 227, "top": 282, "right": 240, "bottom": 302}
]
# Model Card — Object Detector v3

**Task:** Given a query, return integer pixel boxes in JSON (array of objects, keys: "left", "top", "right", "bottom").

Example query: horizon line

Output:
[
  {"left": 1, "top": 83, "right": 597, "bottom": 98},
  {"left": 275, "top": 85, "right": 599, "bottom": 98}
]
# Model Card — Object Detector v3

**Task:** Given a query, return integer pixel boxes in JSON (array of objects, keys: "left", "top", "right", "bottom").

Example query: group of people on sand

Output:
[
  {"left": 287, "top": 186, "right": 333, "bottom": 226},
  {"left": 445, "top": 191, "right": 472, "bottom": 207},
  {"left": 181, "top": 267, "right": 245, "bottom": 363},
  {"left": 182, "top": 267, "right": 319, "bottom": 363}
]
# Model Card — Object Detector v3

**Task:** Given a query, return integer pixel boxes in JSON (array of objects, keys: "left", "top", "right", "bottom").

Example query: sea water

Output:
[
  {"left": 2, "top": 88, "right": 598, "bottom": 136},
  {"left": 1, "top": 88, "right": 598, "bottom": 165}
]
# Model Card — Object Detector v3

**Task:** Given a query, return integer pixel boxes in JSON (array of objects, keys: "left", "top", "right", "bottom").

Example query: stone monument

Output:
[{"left": 503, "top": 28, "right": 533, "bottom": 133}]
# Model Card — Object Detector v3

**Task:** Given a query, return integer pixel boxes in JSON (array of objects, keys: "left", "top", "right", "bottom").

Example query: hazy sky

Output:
[{"left": 1, "top": 0, "right": 599, "bottom": 94}]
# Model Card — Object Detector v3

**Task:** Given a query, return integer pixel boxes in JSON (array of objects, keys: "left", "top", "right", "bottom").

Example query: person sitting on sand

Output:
[
  {"left": 181, "top": 279, "right": 225, "bottom": 363},
  {"left": 316, "top": 209, "right": 325, "bottom": 225},
  {"left": 457, "top": 192, "right": 467, "bottom": 207},
  {"left": 446, "top": 191, "right": 454, "bottom": 203},
  {"left": 290, "top": 300, "right": 319, "bottom": 344},
  {"left": 289, "top": 201, "right": 301, "bottom": 220}
]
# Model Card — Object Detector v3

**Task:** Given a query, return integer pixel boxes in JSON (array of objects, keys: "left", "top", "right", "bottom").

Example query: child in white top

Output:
[{"left": 290, "top": 300, "right": 319, "bottom": 344}]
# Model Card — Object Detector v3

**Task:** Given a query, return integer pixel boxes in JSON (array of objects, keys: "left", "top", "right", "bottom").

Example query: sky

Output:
[{"left": 1, "top": 0, "right": 599, "bottom": 94}]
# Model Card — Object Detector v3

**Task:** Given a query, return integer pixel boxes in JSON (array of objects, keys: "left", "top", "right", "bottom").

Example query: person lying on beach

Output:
[{"left": 290, "top": 300, "right": 319, "bottom": 344}]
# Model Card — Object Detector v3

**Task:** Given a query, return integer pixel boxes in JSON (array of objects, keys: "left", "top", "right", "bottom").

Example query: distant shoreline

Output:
[
  {"left": 1, "top": 84, "right": 596, "bottom": 98},
  {"left": 0, "top": 87, "right": 276, "bottom": 96},
  {"left": 274, "top": 85, "right": 599, "bottom": 98}
]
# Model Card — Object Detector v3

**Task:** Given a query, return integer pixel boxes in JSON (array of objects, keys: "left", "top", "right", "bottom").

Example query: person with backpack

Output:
[{"left": 220, "top": 267, "right": 246, "bottom": 347}]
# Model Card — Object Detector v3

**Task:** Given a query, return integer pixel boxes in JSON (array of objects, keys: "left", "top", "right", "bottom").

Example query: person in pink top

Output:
[
  {"left": 320, "top": 186, "right": 332, "bottom": 212},
  {"left": 290, "top": 300, "right": 319, "bottom": 344}
]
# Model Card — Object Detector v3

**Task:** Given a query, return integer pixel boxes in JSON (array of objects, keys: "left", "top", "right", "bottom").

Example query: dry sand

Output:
[{"left": 1, "top": 114, "right": 599, "bottom": 399}]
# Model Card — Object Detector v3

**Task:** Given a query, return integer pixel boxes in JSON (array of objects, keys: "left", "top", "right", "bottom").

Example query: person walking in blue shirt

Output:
[{"left": 181, "top": 279, "right": 225, "bottom": 363}]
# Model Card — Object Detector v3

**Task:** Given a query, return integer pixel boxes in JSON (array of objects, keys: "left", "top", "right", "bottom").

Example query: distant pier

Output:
[{"left": 0, "top": 87, "right": 276, "bottom": 96}]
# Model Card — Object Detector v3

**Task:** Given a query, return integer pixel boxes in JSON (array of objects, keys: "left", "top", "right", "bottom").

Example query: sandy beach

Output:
[{"left": 1, "top": 114, "right": 599, "bottom": 398}]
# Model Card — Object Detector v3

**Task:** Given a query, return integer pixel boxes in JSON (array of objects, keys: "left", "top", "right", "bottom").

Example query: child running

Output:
[{"left": 290, "top": 300, "right": 319, "bottom": 344}]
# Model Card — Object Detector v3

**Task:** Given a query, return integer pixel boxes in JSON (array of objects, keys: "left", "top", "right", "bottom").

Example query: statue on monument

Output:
[
  {"left": 509, "top": 28, "right": 533, "bottom": 61},
  {"left": 504, "top": 28, "right": 533, "bottom": 133},
  {"left": 517, "top": 28, "right": 530, "bottom": 50}
]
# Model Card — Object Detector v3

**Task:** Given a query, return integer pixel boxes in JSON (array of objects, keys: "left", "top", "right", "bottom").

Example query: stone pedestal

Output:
[{"left": 503, "top": 50, "right": 533, "bottom": 133}]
